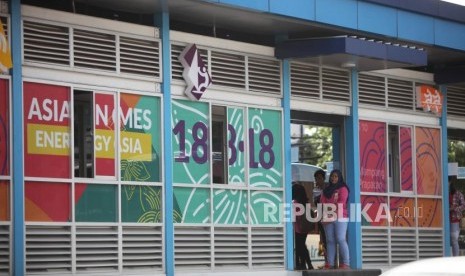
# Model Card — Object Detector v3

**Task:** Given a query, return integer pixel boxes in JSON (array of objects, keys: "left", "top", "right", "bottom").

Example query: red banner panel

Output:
[
  {"left": 24, "top": 82, "right": 71, "bottom": 178},
  {"left": 25, "top": 181, "right": 70, "bottom": 222},
  {"left": 94, "top": 93, "right": 116, "bottom": 178},
  {"left": 0, "top": 180, "right": 9, "bottom": 221},
  {"left": 0, "top": 79, "right": 9, "bottom": 176}
]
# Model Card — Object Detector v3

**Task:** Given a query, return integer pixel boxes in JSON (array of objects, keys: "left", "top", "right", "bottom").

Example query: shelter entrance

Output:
[{"left": 291, "top": 110, "right": 346, "bottom": 269}]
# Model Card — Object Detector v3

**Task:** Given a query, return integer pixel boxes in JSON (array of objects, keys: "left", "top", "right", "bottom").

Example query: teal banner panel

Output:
[
  {"left": 248, "top": 108, "right": 283, "bottom": 188},
  {"left": 213, "top": 188, "right": 247, "bottom": 224},
  {"left": 227, "top": 106, "right": 245, "bottom": 184},
  {"left": 121, "top": 185, "right": 162, "bottom": 223},
  {"left": 250, "top": 190, "right": 283, "bottom": 225},
  {"left": 173, "top": 186, "right": 210, "bottom": 223},
  {"left": 75, "top": 184, "right": 117, "bottom": 222},
  {"left": 172, "top": 99, "right": 210, "bottom": 185}
]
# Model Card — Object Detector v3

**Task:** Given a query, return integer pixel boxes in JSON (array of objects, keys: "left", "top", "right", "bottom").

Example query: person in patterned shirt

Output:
[{"left": 449, "top": 176, "right": 465, "bottom": 257}]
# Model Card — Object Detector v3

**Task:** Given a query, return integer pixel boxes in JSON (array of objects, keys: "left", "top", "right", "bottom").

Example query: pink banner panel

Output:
[
  {"left": 417, "top": 198, "right": 442, "bottom": 228},
  {"left": 0, "top": 79, "right": 9, "bottom": 176},
  {"left": 359, "top": 120, "right": 387, "bottom": 193},
  {"left": 390, "top": 197, "right": 416, "bottom": 227},
  {"left": 361, "top": 195, "right": 388, "bottom": 226},
  {"left": 400, "top": 127, "right": 413, "bottom": 192},
  {"left": 416, "top": 127, "right": 441, "bottom": 195}
]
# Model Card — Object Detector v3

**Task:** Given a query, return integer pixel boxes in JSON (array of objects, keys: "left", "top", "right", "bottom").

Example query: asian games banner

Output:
[{"left": 24, "top": 82, "right": 71, "bottom": 178}]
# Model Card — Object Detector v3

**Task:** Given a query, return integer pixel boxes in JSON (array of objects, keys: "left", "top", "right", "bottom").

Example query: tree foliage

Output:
[{"left": 293, "top": 126, "right": 333, "bottom": 169}]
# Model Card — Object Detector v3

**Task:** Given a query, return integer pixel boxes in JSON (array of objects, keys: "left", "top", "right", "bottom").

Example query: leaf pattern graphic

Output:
[
  {"left": 121, "top": 159, "right": 151, "bottom": 181},
  {"left": 138, "top": 210, "right": 161, "bottom": 223},
  {"left": 122, "top": 185, "right": 162, "bottom": 223},
  {"left": 124, "top": 185, "right": 136, "bottom": 201},
  {"left": 173, "top": 209, "right": 183, "bottom": 223}
]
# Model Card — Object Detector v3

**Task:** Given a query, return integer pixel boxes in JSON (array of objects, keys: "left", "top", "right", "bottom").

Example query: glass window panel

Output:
[
  {"left": 416, "top": 127, "right": 442, "bottom": 195},
  {"left": 250, "top": 190, "right": 282, "bottom": 225},
  {"left": 121, "top": 185, "right": 162, "bottom": 223},
  {"left": 359, "top": 120, "right": 387, "bottom": 193},
  {"left": 173, "top": 187, "right": 210, "bottom": 223},
  {"left": 24, "top": 82, "right": 71, "bottom": 178},
  {"left": 120, "top": 94, "right": 161, "bottom": 182},
  {"left": 0, "top": 180, "right": 9, "bottom": 221},
  {"left": 172, "top": 99, "right": 210, "bottom": 185},
  {"left": 389, "top": 197, "right": 416, "bottom": 227},
  {"left": 248, "top": 108, "right": 283, "bottom": 188},
  {"left": 25, "top": 182, "right": 70, "bottom": 222},
  {"left": 361, "top": 195, "right": 387, "bottom": 226},
  {"left": 417, "top": 198, "right": 442, "bottom": 228},
  {"left": 0, "top": 79, "right": 9, "bottom": 176},
  {"left": 213, "top": 188, "right": 247, "bottom": 224},
  {"left": 75, "top": 183, "right": 117, "bottom": 222}
]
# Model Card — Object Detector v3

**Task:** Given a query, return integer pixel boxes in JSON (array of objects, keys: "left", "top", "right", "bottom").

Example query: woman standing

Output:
[
  {"left": 292, "top": 184, "right": 314, "bottom": 270},
  {"left": 320, "top": 169, "right": 350, "bottom": 269},
  {"left": 450, "top": 178, "right": 465, "bottom": 256}
]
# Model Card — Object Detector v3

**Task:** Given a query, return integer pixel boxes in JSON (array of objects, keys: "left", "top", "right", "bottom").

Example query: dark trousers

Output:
[{"left": 295, "top": 232, "right": 313, "bottom": 270}]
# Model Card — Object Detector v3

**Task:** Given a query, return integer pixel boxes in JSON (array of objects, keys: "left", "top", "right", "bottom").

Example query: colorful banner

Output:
[
  {"left": 0, "top": 18, "right": 12, "bottom": 74},
  {"left": 361, "top": 195, "right": 387, "bottom": 226},
  {"left": 24, "top": 82, "right": 71, "bottom": 178},
  {"left": 416, "top": 85, "right": 443, "bottom": 115},
  {"left": 359, "top": 120, "right": 386, "bottom": 193},
  {"left": 121, "top": 185, "right": 162, "bottom": 223},
  {"left": 95, "top": 92, "right": 116, "bottom": 178},
  {"left": 417, "top": 198, "right": 442, "bottom": 228},
  {"left": 0, "top": 79, "right": 8, "bottom": 176},
  {"left": 248, "top": 108, "right": 283, "bottom": 188},
  {"left": 213, "top": 188, "right": 248, "bottom": 224},
  {"left": 172, "top": 99, "right": 210, "bottom": 185},
  {"left": 75, "top": 183, "right": 117, "bottom": 222},
  {"left": 173, "top": 187, "right": 210, "bottom": 223},
  {"left": 400, "top": 127, "right": 413, "bottom": 192},
  {"left": 0, "top": 180, "right": 9, "bottom": 221},
  {"left": 416, "top": 127, "right": 441, "bottom": 195},
  {"left": 227, "top": 107, "right": 245, "bottom": 184},
  {"left": 120, "top": 94, "right": 161, "bottom": 182},
  {"left": 25, "top": 181, "right": 70, "bottom": 222},
  {"left": 389, "top": 197, "right": 415, "bottom": 227}
]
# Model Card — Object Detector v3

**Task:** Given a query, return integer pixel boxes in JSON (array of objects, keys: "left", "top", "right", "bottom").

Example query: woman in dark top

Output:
[{"left": 292, "top": 184, "right": 314, "bottom": 270}]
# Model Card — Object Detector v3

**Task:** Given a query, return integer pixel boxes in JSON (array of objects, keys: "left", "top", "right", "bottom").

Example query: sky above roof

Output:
[{"left": 441, "top": 0, "right": 465, "bottom": 5}]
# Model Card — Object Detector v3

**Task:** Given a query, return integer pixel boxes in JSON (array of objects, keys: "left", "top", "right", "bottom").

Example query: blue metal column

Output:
[
  {"left": 345, "top": 68, "right": 362, "bottom": 269},
  {"left": 281, "top": 59, "right": 294, "bottom": 271},
  {"left": 154, "top": 10, "right": 174, "bottom": 276},
  {"left": 11, "top": 0, "right": 24, "bottom": 275},
  {"left": 440, "top": 85, "right": 450, "bottom": 257},
  {"left": 332, "top": 127, "right": 341, "bottom": 170}
]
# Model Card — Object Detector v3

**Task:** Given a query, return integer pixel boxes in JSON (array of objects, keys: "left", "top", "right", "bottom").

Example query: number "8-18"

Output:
[{"left": 173, "top": 120, "right": 275, "bottom": 169}]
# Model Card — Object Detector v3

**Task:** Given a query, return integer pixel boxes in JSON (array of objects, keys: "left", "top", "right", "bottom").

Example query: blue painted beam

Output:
[
  {"left": 154, "top": 10, "right": 174, "bottom": 276},
  {"left": 11, "top": 0, "right": 24, "bottom": 275},
  {"left": 362, "top": 0, "right": 465, "bottom": 25},
  {"left": 346, "top": 69, "right": 362, "bottom": 269},
  {"left": 440, "top": 85, "right": 451, "bottom": 257},
  {"left": 282, "top": 59, "right": 294, "bottom": 271}
]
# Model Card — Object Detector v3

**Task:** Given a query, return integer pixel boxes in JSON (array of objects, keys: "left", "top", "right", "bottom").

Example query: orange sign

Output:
[
  {"left": 0, "top": 19, "right": 12, "bottom": 73},
  {"left": 416, "top": 85, "right": 443, "bottom": 115}
]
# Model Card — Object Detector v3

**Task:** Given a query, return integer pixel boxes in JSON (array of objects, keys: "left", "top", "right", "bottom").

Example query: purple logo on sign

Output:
[{"left": 178, "top": 44, "right": 212, "bottom": 101}]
